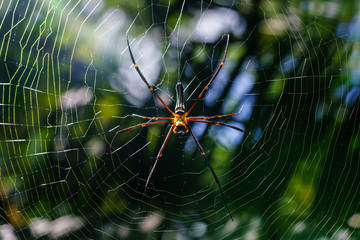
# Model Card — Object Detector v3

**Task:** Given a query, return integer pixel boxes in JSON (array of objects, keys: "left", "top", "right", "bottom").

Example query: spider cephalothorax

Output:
[
  {"left": 173, "top": 113, "right": 189, "bottom": 134},
  {"left": 110, "top": 35, "right": 268, "bottom": 221}
]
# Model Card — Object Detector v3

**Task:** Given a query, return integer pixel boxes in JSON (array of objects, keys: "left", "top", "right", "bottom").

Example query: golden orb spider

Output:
[{"left": 110, "top": 35, "right": 268, "bottom": 221}]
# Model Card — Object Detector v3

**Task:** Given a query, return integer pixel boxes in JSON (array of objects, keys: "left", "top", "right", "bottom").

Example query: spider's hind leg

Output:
[
  {"left": 143, "top": 125, "right": 175, "bottom": 214},
  {"left": 187, "top": 124, "right": 234, "bottom": 221},
  {"left": 132, "top": 113, "right": 173, "bottom": 120}
]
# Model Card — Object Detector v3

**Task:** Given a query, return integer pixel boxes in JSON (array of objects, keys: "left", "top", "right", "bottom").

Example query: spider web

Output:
[{"left": 0, "top": 0, "right": 360, "bottom": 239}]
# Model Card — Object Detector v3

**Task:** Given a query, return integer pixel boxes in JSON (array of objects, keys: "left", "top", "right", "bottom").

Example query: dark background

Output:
[{"left": 0, "top": 0, "right": 359, "bottom": 239}]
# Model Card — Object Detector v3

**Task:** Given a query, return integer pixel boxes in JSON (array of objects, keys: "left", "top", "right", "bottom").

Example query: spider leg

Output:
[
  {"left": 188, "top": 112, "right": 238, "bottom": 120},
  {"left": 132, "top": 113, "right": 173, "bottom": 120},
  {"left": 189, "top": 119, "right": 268, "bottom": 156},
  {"left": 143, "top": 125, "right": 174, "bottom": 214},
  {"left": 187, "top": 124, "right": 234, "bottom": 221},
  {"left": 110, "top": 120, "right": 171, "bottom": 153},
  {"left": 186, "top": 34, "right": 230, "bottom": 115},
  {"left": 127, "top": 36, "right": 175, "bottom": 116}
]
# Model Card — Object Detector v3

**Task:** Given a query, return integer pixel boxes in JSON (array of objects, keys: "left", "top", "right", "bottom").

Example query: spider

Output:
[{"left": 110, "top": 34, "right": 268, "bottom": 221}]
